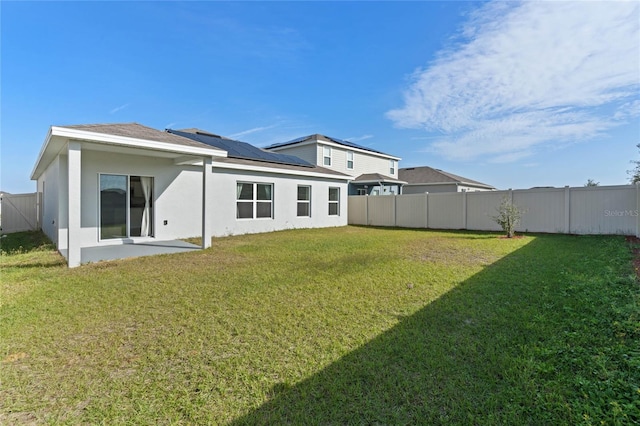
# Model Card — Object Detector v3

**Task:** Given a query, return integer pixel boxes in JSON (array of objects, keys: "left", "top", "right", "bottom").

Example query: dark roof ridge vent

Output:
[{"left": 196, "top": 130, "right": 222, "bottom": 138}]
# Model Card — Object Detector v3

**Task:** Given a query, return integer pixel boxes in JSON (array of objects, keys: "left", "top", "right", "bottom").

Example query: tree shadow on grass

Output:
[{"left": 231, "top": 236, "right": 626, "bottom": 425}]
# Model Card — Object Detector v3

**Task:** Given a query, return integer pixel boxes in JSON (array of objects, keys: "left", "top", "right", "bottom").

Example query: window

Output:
[
  {"left": 297, "top": 185, "right": 311, "bottom": 217},
  {"left": 346, "top": 151, "right": 354, "bottom": 169},
  {"left": 328, "top": 187, "right": 340, "bottom": 216},
  {"left": 390, "top": 159, "right": 397, "bottom": 175},
  {"left": 99, "top": 174, "right": 153, "bottom": 240},
  {"left": 357, "top": 188, "right": 367, "bottom": 196},
  {"left": 237, "top": 182, "right": 273, "bottom": 219},
  {"left": 323, "top": 146, "right": 332, "bottom": 166}
]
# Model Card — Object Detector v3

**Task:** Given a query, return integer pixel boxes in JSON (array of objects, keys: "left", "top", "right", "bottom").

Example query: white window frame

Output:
[
  {"left": 328, "top": 187, "right": 340, "bottom": 216},
  {"left": 236, "top": 182, "right": 274, "bottom": 220},
  {"left": 297, "top": 185, "right": 311, "bottom": 217},
  {"left": 346, "top": 151, "right": 354, "bottom": 170},
  {"left": 390, "top": 159, "right": 396, "bottom": 175},
  {"left": 323, "top": 146, "right": 332, "bottom": 166},
  {"left": 98, "top": 173, "right": 154, "bottom": 240}
]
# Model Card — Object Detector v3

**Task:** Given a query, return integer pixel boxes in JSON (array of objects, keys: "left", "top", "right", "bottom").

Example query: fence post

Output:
[
  {"left": 425, "top": 192, "right": 429, "bottom": 229},
  {"left": 636, "top": 183, "right": 639, "bottom": 238},
  {"left": 394, "top": 195, "right": 398, "bottom": 227},
  {"left": 564, "top": 185, "right": 571, "bottom": 234},
  {"left": 462, "top": 190, "right": 467, "bottom": 230},
  {"left": 365, "top": 194, "right": 369, "bottom": 226}
]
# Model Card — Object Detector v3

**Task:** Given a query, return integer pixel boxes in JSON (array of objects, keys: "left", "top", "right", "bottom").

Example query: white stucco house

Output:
[
  {"left": 31, "top": 123, "right": 350, "bottom": 267},
  {"left": 265, "top": 134, "right": 405, "bottom": 196}
]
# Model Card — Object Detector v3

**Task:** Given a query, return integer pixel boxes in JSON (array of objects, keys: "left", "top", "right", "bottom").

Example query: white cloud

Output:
[
  {"left": 229, "top": 124, "right": 279, "bottom": 139},
  {"left": 345, "top": 134, "right": 374, "bottom": 143},
  {"left": 386, "top": 1, "right": 640, "bottom": 162},
  {"left": 109, "top": 103, "right": 129, "bottom": 114},
  {"left": 613, "top": 100, "right": 640, "bottom": 121}
]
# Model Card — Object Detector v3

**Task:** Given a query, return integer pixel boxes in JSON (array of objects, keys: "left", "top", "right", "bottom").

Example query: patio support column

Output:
[
  {"left": 201, "top": 156, "right": 213, "bottom": 249},
  {"left": 67, "top": 141, "right": 82, "bottom": 267}
]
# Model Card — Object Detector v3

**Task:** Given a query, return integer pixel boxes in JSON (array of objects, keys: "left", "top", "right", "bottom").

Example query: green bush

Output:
[{"left": 492, "top": 196, "right": 524, "bottom": 238}]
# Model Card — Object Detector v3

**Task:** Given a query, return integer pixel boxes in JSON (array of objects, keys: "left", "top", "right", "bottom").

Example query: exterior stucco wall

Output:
[
  {"left": 38, "top": 155, "right": 60, "bottom": 245},
  {"left": 210, "top": 167, "right": 348, "bottom": 237},
  {"left": 40, "top": 148, "right": 348, "bottom": 250},
  {"left": 79, "top": 150, "right": 204, "bottom": 247}
]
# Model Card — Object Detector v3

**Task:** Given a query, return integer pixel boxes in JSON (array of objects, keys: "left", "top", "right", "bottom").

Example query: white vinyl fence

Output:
[
  {"left": 0, "top": 192, "right": 40, "bottom": 234},
  {"left": 348, "top": 185, "right": 639, "bottom": 236}
]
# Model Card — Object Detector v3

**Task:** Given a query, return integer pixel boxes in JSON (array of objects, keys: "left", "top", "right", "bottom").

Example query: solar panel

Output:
[
  {"left": 322, "top": 135, "right": 388, "bottom": 155},
  {"left": 167, "top": 129, "right": 314, "bottom": 167},
  {"left": 266, "top": 134, "right": 390, "bottom": 156},
  {"left": 267, "top": 135, "right": 309, "bottom": 148}
]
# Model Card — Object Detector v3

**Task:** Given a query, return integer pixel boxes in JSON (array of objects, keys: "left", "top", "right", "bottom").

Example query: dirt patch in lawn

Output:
[{"left": 406, "top": 239, "right": 500, "bottom": 267}]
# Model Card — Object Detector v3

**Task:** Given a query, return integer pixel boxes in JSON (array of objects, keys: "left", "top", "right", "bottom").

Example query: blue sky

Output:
[{"left": 2, "top": 1, "right": 639, "bottom": 193}]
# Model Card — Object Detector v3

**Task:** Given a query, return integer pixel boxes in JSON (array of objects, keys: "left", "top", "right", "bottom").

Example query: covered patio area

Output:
[{"left": 60, "top": 239, "right": 200, "bottom": 265}]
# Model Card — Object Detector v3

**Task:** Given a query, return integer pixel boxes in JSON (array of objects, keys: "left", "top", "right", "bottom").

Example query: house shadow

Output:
[
  {"left": 0, "top": 231, "right": 65, "bottom": 269},
  {"left": 231, "top": 237, "right": 576, "bottom": 425}
]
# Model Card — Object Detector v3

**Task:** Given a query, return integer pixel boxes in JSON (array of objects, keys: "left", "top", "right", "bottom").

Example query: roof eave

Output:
[
  {"left": 31, "top": 126, "right": 228, "bottom": 180},
  {"left": 213, "top": 159, "right": 351, "bottom": 180},
  {"left": 52, "top": 126, "right": 227, "bottom": 156},
  {"left": 30, "top": 127, "right": 55, "bottom": 180}
]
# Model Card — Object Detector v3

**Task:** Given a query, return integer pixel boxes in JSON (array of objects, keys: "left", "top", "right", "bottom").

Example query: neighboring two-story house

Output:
[{"left": 265, "top": 134, "right": 405, "bottom": 195}]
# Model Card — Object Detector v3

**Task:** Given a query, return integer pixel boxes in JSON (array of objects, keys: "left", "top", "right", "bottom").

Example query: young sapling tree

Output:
[{"left": 492, "top": 196, "right": 524, "bottom": 238}]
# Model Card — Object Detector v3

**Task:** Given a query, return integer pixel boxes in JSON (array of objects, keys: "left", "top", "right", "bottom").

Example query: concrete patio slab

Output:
[{"left": 60, "top": 240, "right": 201, "bottom": 265}]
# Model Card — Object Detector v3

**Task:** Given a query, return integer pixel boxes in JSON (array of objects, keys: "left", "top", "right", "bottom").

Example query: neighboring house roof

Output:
[
  {"left": 265, "top": 134, "right": 398, "bottom": 159},
  {"left": 399, "top": 166, "right": 495, "bottom": 189},
  {"left": 168, "top": 129, "right": 315, "bottom": 168},
  {"left": 352, "top": 173, "right": 407, "bottom": 185}
]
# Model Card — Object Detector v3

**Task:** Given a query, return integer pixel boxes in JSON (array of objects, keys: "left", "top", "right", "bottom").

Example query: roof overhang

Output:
[
  {"left": 31, "top": 126, "right": 227, "bottom": 180},
  {"left": 352, "top": 179, "right": 408, "bottom": 185},
  {"left": 212, "top": 159, "right": 351, "bottom": 181},
  {"left": 352, "top": 173, "right": 407, "bottom": 185}
]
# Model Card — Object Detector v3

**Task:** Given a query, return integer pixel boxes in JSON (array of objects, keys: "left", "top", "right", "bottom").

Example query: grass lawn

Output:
[{"left": 1, "top": 227, "right": 639, "bottom": 425}]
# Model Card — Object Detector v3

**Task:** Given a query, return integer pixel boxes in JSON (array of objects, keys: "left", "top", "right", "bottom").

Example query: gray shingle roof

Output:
[
  {"left": 399, "top": 166, "right": 495, "bottom": 189},
  {"left": 353, "top": 173, "right": 407, "bottom": 184},
  {"left": 266, "top": 134, "right": 396, "bottom": 158},
  {"left": 58, "top": 123, "right": 214, "bottom": 150}
]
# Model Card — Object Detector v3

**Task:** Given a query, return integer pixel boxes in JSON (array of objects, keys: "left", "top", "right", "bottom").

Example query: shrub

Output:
[{"left": 492, "top": 196, "right": 524, "bottom": 238}]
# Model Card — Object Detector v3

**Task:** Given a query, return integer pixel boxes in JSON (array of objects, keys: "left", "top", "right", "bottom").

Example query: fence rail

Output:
[
  {"left": 1, "top": 192, "right": 40, "bottom": 234},
  {"left": 348, "top": 185, "right": 639, "bottom": 236}
]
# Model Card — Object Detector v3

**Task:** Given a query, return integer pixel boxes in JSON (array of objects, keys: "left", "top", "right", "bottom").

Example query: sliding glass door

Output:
[{"left": 100, "top": 174, "right": 153, "bottom": 240}]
